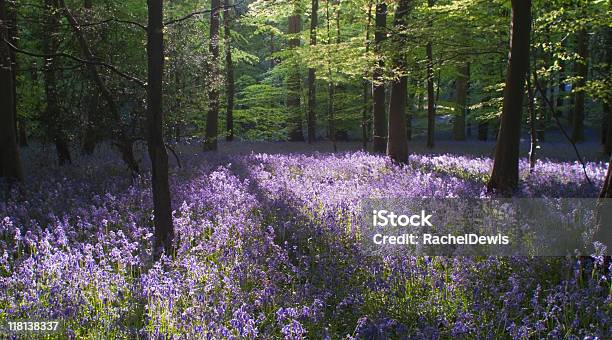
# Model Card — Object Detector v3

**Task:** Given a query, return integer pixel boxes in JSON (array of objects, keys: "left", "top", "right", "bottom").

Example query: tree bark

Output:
[
  {"left": 487, "top": 0, "right": 532, "bottom": 194},
  {"left": 604, "top": 24, "right": 612, "bottom": 155},
  {"left": 386, "top": 0, "right": 411, "bottom": 163},
  {"left": 147, "top": 0, "right": 174, "bottom": 255},
  {"left": 362, "top": 0, "right": 373, "bottom": 150},
  {"left": 205, "top": 0, "right": 221, "bottom": 150},
  {"left": 372, "top": 2, "right": 387, "bottom": 153},
  {"left": 426, "top": 0, "right": 435, "bottom": 148},
  {"left": 571, "top": 28, "right": 588, "bottom": 143},
  {"left": 306, "top": 0, "right": 318, "bottom": 144},
  {"left": 0, "top": 0, "right": 23, "bottom": 181},
  {"left": 42, "top": 0, "right": 71, "bottom": 166},
  {"left": 60, "top": 0, "right": 139, "bottom": 172},
  {"left": 224, "top": 0, "right": 234, "bottom": 142},
  {"left": 453, "top": 62, "right": 469, "bottom": 141},
  {"left": 287, "top": 10, "right": 304, "bottom": 141},
  {"left": 18, "top": 119, "right": 27, "bottom": 147},
  {"left": 81, "top": 0, "right": 97, "bottom": 155}
]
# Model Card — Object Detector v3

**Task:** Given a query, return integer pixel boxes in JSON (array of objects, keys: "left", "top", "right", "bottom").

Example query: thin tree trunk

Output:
[
  {"left": 18, "top": 119, "right": 27, "bottom": 147},
  {"left": 147, "top": 0, "right": 174, "bottom": 255},
  {"left": 205, "top": 0, "right": 221, "bottom": 150},
  {"left": 307, "top": 0, "right": 318, "bottom": 143},
  {"left": 287, "top": 10, "right": 304, "bottom": 141},
  {"left": 60, "top": 0, "right": 139, "bottom": 172},
  {"left": 81, "top": 0, "right": 97, "bottom": 154},
  {"left": 0, "top": 0, "right": 23, "bottom": 181},
  {"left": 361, "top": 0, "right": 373, "bottom": 150},
  {"left": 406, "top": 78, "right": 416, "bottom": 140},
  {"left": 372, "top": 2, "right": 387, "bottom": 153},
  {"left": 571, "top": 28, "right": 588, "bottom": 143},
  {"left": 426, "top": 0, "right": 435, "bottom": 148},
  {"left": 224, "top": 0, "right": 234, "bottom": 142},
  {"left": 325, "top": 0, "right": 336, "bottom": 151},
  {"left": 42, "top": 0, "right": 71, "bottom": 166},
  {"left": 386, "top": 0, "right": 411, "bottom": 163},
  {"left": 604, "top": 23, "right": 612, "bottom": 155},
  {"left": 527, "top": 62, "right": 537, "bottom": 172},
  {"left": 453, "top": 62, "right": 469, "bottom": 140},
  {"left": 487, "top": 0, "right": 532, "bottom": 194}
]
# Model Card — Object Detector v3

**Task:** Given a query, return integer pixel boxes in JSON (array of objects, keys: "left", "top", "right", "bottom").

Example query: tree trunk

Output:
[
  {"left": 478, "top": 121, "right": 489, "bottom": 140},
  {"left": 386, "top": 0, "right": 411, "bottom": 163},
  {"left": 487, "top": 0, "right": 532, "bottom": 194},
  {"left": 0, "top": 0, "right": 23, "bottom": 181},
  {"left": 527, "top": 63, "right": 537, "bottom": 172},
  {"left": 42, "top": 0, "right": 71, "bottom": 166},
  {"left": 426, "top": 0, "right": 435, "bottom": 148},
  {"left": 453, "top": 62, "right": 469, "bottom": 141},
  {"left": 287, "top": 11, "right": 304, "bottom": 141},
  {"left": 407, "top": 78, "right": 416, "bottom": 141},
  {"left": 325, "top": 0, "right": 336, "bottom": 151},
  {"left": 604, "top": 24, "right": 612, "bottom": 155},
  {"left": 362, "top": 0, "right": 373, "bottom": 150},
  {"left": 205, "top": 0, "right": 221, "bottom": 150},
  {"left": 60, "top": 0, "right": 139, "bottom": 172},
  {"left": 571, "top": 28, "right": 588, "bottom": 143},
  {"left": 81, "top": 0, "right": 97, "bottom": 155},
  {"left": 372, "top": 2, "right": 387, "bottom": 153},
  {"left": 147, "top": 0, "right": 174, "bottom": 255},
  {"left": 307, "top": 0, "right": 318, "bottom": 144},
  {"left": 18, "top": 119, "right": 27, "bottom": 147},
  {"left": 224, "top": 0, "right": 235, "bottom": 142}
]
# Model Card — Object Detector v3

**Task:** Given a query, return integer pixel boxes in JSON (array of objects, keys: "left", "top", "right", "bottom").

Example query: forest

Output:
[{"left": 1, "top": 0, "right": 612, "bottom": 338}]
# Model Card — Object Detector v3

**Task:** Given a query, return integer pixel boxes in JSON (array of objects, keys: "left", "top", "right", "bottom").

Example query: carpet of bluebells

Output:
[{"left": 1, "top": 143, "right": 611, "bottom": 338}]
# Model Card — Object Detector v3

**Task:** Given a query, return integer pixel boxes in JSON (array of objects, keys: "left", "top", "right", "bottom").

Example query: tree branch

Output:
[{"left": 3, "top": 38, "right": 146, "bottom": 87}]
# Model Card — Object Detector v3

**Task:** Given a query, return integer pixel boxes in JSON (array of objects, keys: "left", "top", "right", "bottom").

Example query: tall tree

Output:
[
  {"left": 602, "top": 17, "right": 611, "bottom": 155},
  {"left": 224, "top": 0, "right": 235, "bottom": 142},
  {"left": 361, "top": 0, "right": 374, "bottom": 150},
  {"left": 371, "top": 1, "right": 387, "bottom": 153},
  {"left": 205, "top": 0, "right": 222, "bottom": 150},
  {"left": 325, "top": 0, "right": 336, "bottom": 151},
  {"left": 425, "top": 0, "right": 435, "bottom": 148},
  {"left": 386, "top": 0, "right": 411, "bottom": 163},
  {"left": 42, "top": 0, "right": 71, "bottom": 165},
  {"left": 147, "top": 0, "right": 174, "bottom": 254},
  {"left": 571, "top": 27, "right": 589, "bottom": 142},
  {"left": 487, "top": 0, "right": 532, "bottom": 194},
  {"left": 453, "top": 62, "right": 469, "bottom": 141},
  {"left": 60, "top": 0, "right": 140, "bottom": 173},
  {"left": 307, "top": 0, "right": 318, "bottom": 143},
  {"left": 0, "top": 0, "right": 23, "bottom": 181},
  {"left": 287, "top": 4, "right": 304, "bottom": 141}
]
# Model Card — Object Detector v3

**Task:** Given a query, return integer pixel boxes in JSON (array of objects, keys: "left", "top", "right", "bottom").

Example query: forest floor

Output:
[
  {"left": 175, "top": 139, "right": 607, "bottom": 161},
  {"left": 2, "top": 142, "right": 610, "bottom": 338}
]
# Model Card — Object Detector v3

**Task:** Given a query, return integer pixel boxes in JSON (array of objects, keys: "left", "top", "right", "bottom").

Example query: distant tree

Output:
[
  {"left": 42, "top": 0, "right": 71, "bottom": 165},
  {"left": 604, "top": 19, "right": 612, "bottom": 155},
  {"left": 60, "top": 0, "right": 139, "bottom": 173},
  {"left": 372, "top": 2, "right": 387, "bottom": 153},
  {"left": 571, "top": 27, "right": 589, "bottom": 143},
  {"left": 487, "top": 0, "right": 532, "bottom": 194},
  {"left": 146, "top": 0, "right": 174, "bottom": 255},
  {"left": 453, "top": 63, "right": 469, "bottom": 141},
  {"left": 0, "top": 0, "right": 23, "bottom": 181},
  {"left": 205, "top": 0, "right": 222, "bottom": 150},
  {"left": 426, "top": 0, "right": 435, "bottom": 149},
  {"left": 307, "top": 0, "right": 318, "bottom": 144},
  {"left": 287, "top": 3, "right": 303, "bottom": 141},
  {"left": 386, "top": 0, "right": 412, "bottom": 163},
  {"left": 224, "top": 0, "right": 235, "bottom": 142}
]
